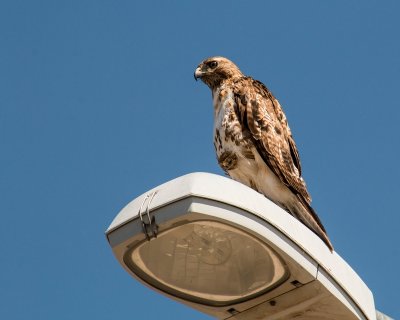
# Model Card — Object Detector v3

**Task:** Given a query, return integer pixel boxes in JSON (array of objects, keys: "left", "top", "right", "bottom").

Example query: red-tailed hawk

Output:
[{"left": 194, "top": 56, "right": 333, "bottom": 251}]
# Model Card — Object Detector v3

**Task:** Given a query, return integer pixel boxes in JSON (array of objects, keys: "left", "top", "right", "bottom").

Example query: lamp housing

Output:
[{"left": 106, "top": 173, "right": 376, "bottom": 320}]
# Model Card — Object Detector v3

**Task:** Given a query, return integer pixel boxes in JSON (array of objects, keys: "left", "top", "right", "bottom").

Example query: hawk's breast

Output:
[
  {"left": 213, "top": 86, "right": 255, "bottom": 173},
  {"left": 212, "top": 85, "right": 290, "bottom": 204}
]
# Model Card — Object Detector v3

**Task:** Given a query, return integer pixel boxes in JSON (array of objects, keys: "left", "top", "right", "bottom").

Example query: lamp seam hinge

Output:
[{"left": 138, "top": 190, "right": 159, "bottom": 240}]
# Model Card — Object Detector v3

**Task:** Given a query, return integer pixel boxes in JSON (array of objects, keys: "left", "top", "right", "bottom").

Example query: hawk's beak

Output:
[{"left": 194, "top": 67, "right": 203, "bottom": 81}]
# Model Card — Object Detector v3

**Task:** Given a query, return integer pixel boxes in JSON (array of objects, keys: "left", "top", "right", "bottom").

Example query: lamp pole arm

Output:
[{"left": 376, "top": 310, "right": 394, "bottom": 320}]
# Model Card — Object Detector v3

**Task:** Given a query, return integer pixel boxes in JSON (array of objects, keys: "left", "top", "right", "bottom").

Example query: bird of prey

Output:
[{"left": 194, "top": 56, "right": 333, "bottom": 251}]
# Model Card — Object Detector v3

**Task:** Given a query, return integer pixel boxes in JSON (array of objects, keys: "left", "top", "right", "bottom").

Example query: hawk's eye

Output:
[{"left": 208, "top": 61, "right": 218, "bottom": 68}]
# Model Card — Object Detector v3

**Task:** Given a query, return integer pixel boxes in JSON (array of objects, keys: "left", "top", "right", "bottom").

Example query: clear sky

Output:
[{"left": 1, "top": 1, "right": 399, "bottom": 319}]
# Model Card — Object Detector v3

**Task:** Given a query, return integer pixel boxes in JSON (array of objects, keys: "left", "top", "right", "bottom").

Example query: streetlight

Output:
[{"left": 106, "top": 172, "right": 384, "bottom": 319}]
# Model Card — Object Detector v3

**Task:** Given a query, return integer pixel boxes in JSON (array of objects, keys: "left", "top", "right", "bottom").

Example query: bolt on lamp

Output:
[{"left": 106, "top": 172, "right": 379, "bottom": 319}]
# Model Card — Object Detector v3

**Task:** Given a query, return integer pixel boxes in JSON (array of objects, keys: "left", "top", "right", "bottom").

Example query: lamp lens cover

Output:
[{"left": 124, "top": 221, "right": 288, "bottom": 306}]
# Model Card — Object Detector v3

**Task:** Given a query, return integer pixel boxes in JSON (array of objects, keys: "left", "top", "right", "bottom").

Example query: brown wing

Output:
[{"left": 233, "top": 77, "right": 312, "bottom": 204}]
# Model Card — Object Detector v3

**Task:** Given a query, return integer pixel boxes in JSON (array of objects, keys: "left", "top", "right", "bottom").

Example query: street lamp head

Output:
[{"left": 106, "top": 173, "right": 376, "bottom": 320}]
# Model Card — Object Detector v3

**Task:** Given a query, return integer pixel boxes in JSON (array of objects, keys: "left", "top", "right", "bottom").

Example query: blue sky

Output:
[{"left": 1, "top": 1, "right": 399, "bottom": 319}]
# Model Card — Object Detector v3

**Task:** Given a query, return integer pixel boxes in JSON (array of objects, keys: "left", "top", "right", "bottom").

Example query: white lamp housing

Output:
[{"left": 106, "top": 172, "right": 376, "bottom": 320}]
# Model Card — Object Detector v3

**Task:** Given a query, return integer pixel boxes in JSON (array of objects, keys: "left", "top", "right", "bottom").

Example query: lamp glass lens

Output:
[{"left": 125, "top": 221, "right": 288, "bottom": 305}]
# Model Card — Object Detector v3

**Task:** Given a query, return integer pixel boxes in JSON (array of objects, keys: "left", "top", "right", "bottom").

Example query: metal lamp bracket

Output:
[{"left": 138, "top": 191, "right": 159, "bottom": 241}]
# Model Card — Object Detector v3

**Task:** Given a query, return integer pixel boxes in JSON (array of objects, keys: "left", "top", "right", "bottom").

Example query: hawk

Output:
[{"left": 194, "top": 56, "right": 333, "bottom": 251}]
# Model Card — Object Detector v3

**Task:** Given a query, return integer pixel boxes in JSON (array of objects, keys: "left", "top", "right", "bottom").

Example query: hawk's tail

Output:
[{"left": 289, "top": 195, "right": 334, "bottom": 252}]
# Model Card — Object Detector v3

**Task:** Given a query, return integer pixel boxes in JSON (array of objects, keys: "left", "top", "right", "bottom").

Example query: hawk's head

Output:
[{"left": 194, "top": 56, "right": 243, "bottom": 89}]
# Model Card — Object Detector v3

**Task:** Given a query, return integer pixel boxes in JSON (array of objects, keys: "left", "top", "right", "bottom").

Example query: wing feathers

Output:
[{"left": 234, "top": 77, "right": 312, "bottom": 203}]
